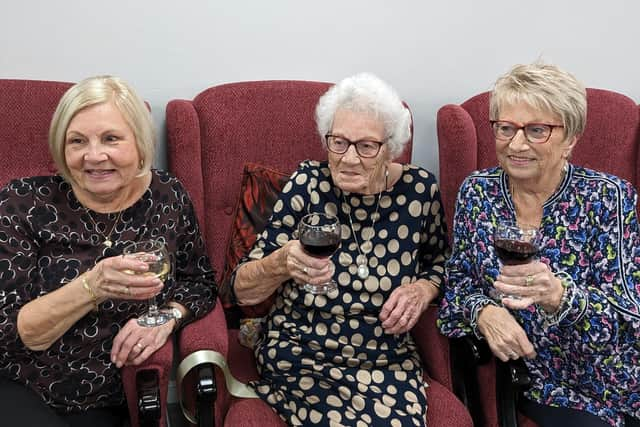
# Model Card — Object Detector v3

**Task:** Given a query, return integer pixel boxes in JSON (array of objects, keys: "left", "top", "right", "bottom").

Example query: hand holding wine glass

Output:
[
  {"left": 123, "top": 239, "right": 172, "bottom": 327},
  {"left": 492, "top": 223, "right": 542, "bottom": 300},
  {"left": 298, "top": 213, "right": 341, "bottom": 295}
]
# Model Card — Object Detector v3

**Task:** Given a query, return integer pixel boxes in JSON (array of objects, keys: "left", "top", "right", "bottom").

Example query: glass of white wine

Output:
[{"left": 123, "top": 239, "right": 171, "bottom": 327}]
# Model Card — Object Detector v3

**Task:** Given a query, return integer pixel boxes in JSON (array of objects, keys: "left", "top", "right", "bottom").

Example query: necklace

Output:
[
  {"left": 343, "top": 169, "right": 387, "bottom": 280},
  {"left": 85, "top": 208, "right": 124, "bottom": 248}
]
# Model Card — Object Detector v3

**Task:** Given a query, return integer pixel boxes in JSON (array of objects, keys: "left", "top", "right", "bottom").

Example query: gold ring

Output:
[
  {"left": 510, "top": 351, "right": 518, "bottom": 358},
  {"left": 303, "top": 267, "right": 309, "bottom": 274},
  {"left": 136, "top": 342, "right": 143, "bottom": 350},
  {"left": 125, "top": 286, "right": 131, "bottom": 295},
  {"left": 525, "top": 275, "right": 534, "bottom": 286}
]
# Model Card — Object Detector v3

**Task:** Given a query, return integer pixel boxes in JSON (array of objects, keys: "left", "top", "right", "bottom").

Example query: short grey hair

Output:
[
  {"left": 315, "top": 73, "right": 411, "bottom": 159},
  {"left": 490, "top": 62, "right": 587, "bottom": 141},
  {"left": 49, "top": 75, "right": 155, "bottom": 184}
]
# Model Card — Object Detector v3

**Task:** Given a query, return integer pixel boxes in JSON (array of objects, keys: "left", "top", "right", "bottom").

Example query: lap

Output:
[
  {"left": 0, "top": 377, "right": 127, "bottom": 427},
  {"left": 520, "top": 399, "right": 618, "bottom": 427}
]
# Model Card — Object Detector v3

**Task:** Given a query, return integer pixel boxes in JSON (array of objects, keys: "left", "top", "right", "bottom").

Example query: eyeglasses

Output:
[
  {"left": 490, "top": 120, "right": 564, "bottom": 144},
  {"left": 325, "top": 134, "right": 385, "bottom": 158}
]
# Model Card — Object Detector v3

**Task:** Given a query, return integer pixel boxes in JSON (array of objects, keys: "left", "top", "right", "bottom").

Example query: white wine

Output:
[
  {"left": 123, "top": 259, "right": 170, "bottom": 281},
  {"left": 147, "top": 259, "right": 170, "bottom": 281}
]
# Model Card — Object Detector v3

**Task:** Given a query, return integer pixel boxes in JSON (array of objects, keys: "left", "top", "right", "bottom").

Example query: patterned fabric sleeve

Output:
[
  {"left": 416, "top": 175, "right": 449, "bottom": 288},
  {"left": 547, "top": 179, "right": 640, "bottom": 351},
  {"left": 171, "top": 178, "right": 217, "bottom": 319},
  {"left": 0, "top": 180, "right": 39, "bottom": 355},
  {"left": 437, "top": 176, "right": 498, "bottom": 338}
]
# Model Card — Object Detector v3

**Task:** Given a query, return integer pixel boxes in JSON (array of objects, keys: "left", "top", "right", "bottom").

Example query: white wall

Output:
[{"left": 3, "top": 0, "right": 639, "bottom": 178}]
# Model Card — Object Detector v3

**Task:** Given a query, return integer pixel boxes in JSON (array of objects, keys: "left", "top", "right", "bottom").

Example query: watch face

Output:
[{"left": 172, "top": 308, "right": 183, "bottom": 320}]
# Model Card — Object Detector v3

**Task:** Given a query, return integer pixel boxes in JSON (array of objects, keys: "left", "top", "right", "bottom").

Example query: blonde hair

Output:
[
  {"left": 49, "top": 75, "right": 155, "bottom": 183},
  {"left": 315, "top": 72, "right": 411, "bottom": 159},
  {"left": 490, "top": 62, "right": 587, "bottom": 141}
]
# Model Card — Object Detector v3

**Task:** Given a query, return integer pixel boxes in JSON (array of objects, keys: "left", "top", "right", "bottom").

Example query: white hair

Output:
[{"left": 315, "top": 73, "right": 411, "bottom": 159}]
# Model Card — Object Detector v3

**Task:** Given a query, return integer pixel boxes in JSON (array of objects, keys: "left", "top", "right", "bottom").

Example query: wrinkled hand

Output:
[
  {"left": 111, "top": 317, "right": 174, "bottom": 368},
  {"left": 494, "top": 261, "right": 564, "bottom": 312},
  {"left": 477, "top": 304, "right": 536, "bottom": 362},
  {"left": 285, "top": 240, "right": 335, "bottom": 286},
  {"left": 379, "top": 281, "right": 438, "bottom": 335},
  {"left": 87, "top": 255, "right": 164, "bottom": 302}
]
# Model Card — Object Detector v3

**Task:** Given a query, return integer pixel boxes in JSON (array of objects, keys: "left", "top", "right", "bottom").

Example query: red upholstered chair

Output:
[
  {"left": 166, "top": 80, "right": 473, "bottom": 426},
  {"left": 0, "top": 78, "right": 175, "bottom": 427},
  {"left": 437, "top": 88, "right": 640, "bottom": 427}
]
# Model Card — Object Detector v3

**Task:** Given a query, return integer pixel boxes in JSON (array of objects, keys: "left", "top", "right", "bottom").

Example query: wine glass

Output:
[
  {"left": 298, "top": 213, "right": 341, "bottom": 295},
  {"left": 492, "top": 222, "right": 542, "bottom": 299},
  {"left": 123, "top": 239, "right": 172, "bottom": 327}
]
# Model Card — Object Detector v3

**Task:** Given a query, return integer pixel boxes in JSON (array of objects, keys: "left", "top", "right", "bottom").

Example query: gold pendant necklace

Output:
[{"left": 85, "top": 208, "right": 124, "bottom": 248}]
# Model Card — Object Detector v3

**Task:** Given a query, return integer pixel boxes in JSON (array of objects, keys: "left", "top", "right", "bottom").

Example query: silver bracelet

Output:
[{"left": 538, "top": 271, "right": 575, "bottom": 327}]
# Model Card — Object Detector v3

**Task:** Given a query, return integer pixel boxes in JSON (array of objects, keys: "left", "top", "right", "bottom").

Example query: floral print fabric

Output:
[{"left": 438, "top": 164, "right": 640, "bottom": 426}]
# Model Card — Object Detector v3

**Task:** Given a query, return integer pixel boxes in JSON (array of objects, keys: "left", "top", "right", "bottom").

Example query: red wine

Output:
[
  {"left": 495, "top": 239, "right": 537, "bottom": 265},
  {"left": 300, "top": 231, "right": 340, "bottom": 257}
]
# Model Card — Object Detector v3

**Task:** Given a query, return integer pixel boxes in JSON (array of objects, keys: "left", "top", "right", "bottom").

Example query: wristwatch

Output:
[{"left": 169, "top": 306, "right": 184, "bottom": 326}]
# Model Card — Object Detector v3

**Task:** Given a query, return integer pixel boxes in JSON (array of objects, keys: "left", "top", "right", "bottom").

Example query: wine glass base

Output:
[
  {"left": 137, "top": 312, "right": 172, "bottom": 327},
  {"left": 303, "top": 282, "right": 337, "bottom": 295}
]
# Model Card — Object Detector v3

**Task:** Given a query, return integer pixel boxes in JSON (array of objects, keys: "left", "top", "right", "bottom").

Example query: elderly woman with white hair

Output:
[{"left": 231, "top": 73, "right": 449, "bottom": 426}]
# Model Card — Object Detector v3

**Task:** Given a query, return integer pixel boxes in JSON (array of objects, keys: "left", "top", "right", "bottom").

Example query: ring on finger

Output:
[
  {"left": 303, "top": 266, "right": 309, "bottom": 274},
  {"left": 510, "top": 351, "right": 518, "bottom": 358},
  {"left": 525, "top": 274, "right": 534, "bottom": 286},
  {"left": 136, "top": 342, "right": 144, "bottom": 350}
]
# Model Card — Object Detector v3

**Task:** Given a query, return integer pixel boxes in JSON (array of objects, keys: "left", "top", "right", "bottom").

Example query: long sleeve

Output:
[
  {"left": 416, "top": 178, "right": 449, "bottom": 288},
  {"left": 172, "top": 179, "right": 217, "bottom": 319},
  {"left": 0, "top": 179, "right": 40, "bottom": 356}
]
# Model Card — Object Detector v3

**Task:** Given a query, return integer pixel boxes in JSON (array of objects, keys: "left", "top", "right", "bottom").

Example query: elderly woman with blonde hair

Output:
[
  {"left": 0, "top": 76, "right": 216, "bottom": 426},
  {"left": 439, "top": 63, "right": 640, "bottom": 427}
]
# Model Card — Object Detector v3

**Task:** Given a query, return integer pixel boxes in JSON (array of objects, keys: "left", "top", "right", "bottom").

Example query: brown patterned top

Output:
[{"left": 0, "top": 169, "right": 216, "bottom": 412}]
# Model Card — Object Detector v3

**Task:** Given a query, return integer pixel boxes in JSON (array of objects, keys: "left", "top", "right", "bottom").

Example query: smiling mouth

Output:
[{"left": 86, "top": 169, "right": 115, "bottom": 177}]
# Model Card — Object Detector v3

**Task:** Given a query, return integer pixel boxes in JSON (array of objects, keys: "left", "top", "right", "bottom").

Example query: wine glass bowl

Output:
[
  {"left": 298, "top": 213, "right": 341, "bottom": 295},
  {"left": 492, "top": 223, "right": 542, "bottom": 300},
  {"left": 123, "top": 239, "right": 172, "bottom": 327},
  {"left": 494, "top": 223, "right": 542, "bottom": 265}
]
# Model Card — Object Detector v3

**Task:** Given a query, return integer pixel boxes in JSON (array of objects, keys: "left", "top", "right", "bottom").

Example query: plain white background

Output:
[{"left": 2, "top": 0, "right": 639, "bottom": 178}]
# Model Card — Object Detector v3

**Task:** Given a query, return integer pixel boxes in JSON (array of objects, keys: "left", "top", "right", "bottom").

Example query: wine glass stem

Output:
[{"left": 148, "top": 296, "right": 159, "bottom": 317}]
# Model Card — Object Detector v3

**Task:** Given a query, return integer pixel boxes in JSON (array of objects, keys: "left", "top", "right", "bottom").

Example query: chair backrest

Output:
[
  {"left": 166, "top": 80, "right": 412, "bottom": 280},
  {"left": 0, "top": 79, "right": 73, "bottom": 186},
  {"left": 437, "top": 88, "right": 640, "bottom": 235}
]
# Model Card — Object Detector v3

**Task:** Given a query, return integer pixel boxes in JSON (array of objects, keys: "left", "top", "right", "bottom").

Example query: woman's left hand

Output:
[
  {"left": 379, "top": 280, "right": 439, "bottom": 335},
  {"left": 110, "top": 318, "right": 174, "bottom": 368},
  {"left": 494, "top": 261, "right": 564, "bottom": 312}
]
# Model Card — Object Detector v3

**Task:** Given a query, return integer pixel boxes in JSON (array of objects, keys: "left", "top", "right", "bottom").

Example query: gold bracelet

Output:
[{"left": 81, "top": 276, "right": 99, "bottom": 311}]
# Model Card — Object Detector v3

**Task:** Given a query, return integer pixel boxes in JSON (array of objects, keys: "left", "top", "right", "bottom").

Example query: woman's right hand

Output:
[
  {"left": 284, "top": 240, "right": 334, "bottom": 286},
  {"left": 477, "top": 304, "right": 537, "bottom": 362},
  {"left": 85, "top": 255, "right": 164, "bottom": 302}
]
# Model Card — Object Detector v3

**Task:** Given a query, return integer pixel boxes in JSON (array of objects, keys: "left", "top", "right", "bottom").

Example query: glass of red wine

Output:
[
  {"left": 298, "top": 213, "right": 341, "bottom": 295},
  {"left": 493, "top": 223, "right": 542, "bottom": 299}
]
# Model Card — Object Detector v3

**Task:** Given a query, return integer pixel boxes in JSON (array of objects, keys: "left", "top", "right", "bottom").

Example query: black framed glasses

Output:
[
  {"left": 490, "top": 120, "right": 564, "bottom": 144},
  {"left": 325, "top": 134, "right": 385, "bottom": 158}
]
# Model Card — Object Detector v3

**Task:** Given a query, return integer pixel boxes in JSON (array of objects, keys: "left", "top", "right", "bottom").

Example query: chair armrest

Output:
[
  {"left": 411, "top": 305, "right": 452, "bottom": 389},
  {"left": 122, "top": 337, "right": 173, "bottom": 427},
  {"left": 177, "top": 300, "right": 230, "bottom": 426}
]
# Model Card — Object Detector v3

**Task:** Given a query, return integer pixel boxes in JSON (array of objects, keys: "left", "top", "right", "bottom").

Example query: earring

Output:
[{"left": 139, "top": 159, "right": 144, "bottom": 169}]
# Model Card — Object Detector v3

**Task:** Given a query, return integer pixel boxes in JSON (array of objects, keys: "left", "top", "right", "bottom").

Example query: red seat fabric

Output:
[
  {"left": 436, "top": 88, "right": 640, "bottom": 427},
  {"left": 0, "top": 78, "right": 174, "bottom": 427},
  {"left": 166, "top": 80, "right": 471, "bottom": 426}
]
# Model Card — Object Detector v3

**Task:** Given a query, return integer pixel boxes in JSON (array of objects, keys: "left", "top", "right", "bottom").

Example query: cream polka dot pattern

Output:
[{"left": 247, "top": 161, "right": 448, "bottom": 426}]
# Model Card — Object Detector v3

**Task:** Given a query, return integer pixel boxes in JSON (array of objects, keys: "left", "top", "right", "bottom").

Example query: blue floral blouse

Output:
[{"left": 438, "top": 164, "right": 640, "bottom": 426}]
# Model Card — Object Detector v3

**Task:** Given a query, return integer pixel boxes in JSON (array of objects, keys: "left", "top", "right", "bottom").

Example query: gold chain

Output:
[{"left": 85, "top": 208, "right": 124, "bottom": 248}]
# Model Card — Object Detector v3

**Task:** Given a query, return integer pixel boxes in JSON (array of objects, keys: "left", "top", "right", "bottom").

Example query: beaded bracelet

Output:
[
  {"left": 538, "top": 271, "right": 575, "bottom": 327},
  {"left": 81, "top": 276, "right": 99, "bottom": 312}
]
